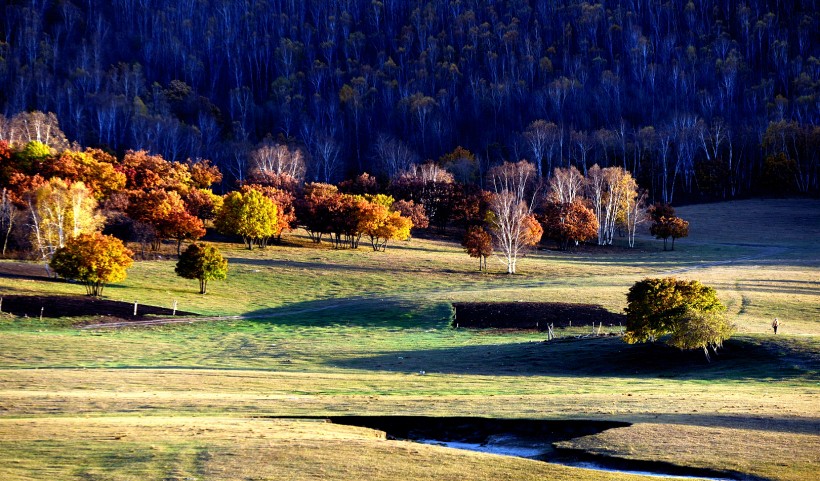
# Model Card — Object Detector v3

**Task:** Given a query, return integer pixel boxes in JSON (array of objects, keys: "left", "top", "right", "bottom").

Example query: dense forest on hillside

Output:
[{"left": 1, "top": 0, "right": 818, "bottom": 201}]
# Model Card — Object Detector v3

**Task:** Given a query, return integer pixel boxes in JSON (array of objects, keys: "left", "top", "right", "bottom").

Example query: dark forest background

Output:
[{"left": 1, "top": 0, "right": 818, "bottom": 202}]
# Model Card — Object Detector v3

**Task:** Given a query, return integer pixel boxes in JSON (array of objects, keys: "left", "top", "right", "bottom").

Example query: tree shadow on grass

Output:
[
  {"left": 328, "top": 335, "right": 819, "bottom": 381},
  {"left": 240, "top": 297, "right": 453, "bottom": 329}
]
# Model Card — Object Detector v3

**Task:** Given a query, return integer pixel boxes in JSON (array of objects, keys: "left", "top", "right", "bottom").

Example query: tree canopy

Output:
[
  {"left": 624, "top": 277, "right": 733, "bottom": 360},
  {"left": 175, "top": 243, "right": 228, "bottom": 294},
  {"left": 49, "top": 233, "right": 134, "bottom": 297}
]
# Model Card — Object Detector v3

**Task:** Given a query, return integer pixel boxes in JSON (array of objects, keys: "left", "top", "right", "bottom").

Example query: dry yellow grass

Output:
[
  {"left": 557, "top": 423, "right": 820, "bottom": 481},
  {"left": 0, "top": 417, "right": 677, "bottom": 481}
]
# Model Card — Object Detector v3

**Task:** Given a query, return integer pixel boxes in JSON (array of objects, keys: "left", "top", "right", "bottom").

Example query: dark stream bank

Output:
[{"left": 326, "top": 416, "right": 744, "bottom": 480}]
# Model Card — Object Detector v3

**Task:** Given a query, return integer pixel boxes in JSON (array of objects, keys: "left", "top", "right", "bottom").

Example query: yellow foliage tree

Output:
[
  {"left": 28, "top": 178, "right": 103, "bottom": 267},
  {"left": 50, "top": 232, "right": 133, "bottom": 296}
]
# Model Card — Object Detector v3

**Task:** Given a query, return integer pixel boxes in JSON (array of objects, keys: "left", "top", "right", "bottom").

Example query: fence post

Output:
[
  {"left": 172, "top": 300, "right": 177, "bottom": 316},
  {"left": 133, "top": 301, "right": 138, "bottom": 316}
]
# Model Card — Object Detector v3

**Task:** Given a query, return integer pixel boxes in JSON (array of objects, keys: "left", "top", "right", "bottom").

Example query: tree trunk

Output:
[{"left": 200, "top": 278, "right": 207, "bottom": 294}]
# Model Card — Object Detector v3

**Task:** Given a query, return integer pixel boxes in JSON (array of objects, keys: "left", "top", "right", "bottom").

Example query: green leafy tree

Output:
[
  {"left": 49, "top": 233, "right": 134, "bottom": 296},
  {"left": 215, "top": 189, "right": 279, "bottom": 249},
  {"left": 175, "top": 243, "right": 228, "bottom": 294},
  {"left": 624, "top": 278, "right": 733, "bottom": 360}
]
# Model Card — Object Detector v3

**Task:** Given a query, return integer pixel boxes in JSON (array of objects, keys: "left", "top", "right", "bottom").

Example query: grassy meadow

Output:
[{"left": 0, "top": 198, "right": 818, "bottom": 480}]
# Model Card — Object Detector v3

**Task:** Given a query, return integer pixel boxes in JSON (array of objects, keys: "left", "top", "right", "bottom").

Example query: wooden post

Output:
[
  {"left": 0, "top": 297, "right": 3, "bottom": 313},
  {"left": 40, "top": 307, "right": 44, "bottom": 321},
  {"left": 172, "top": 300, "right": 177, "bottom": 316},
  {"left": 133, "top": 301, "right": 138, "bottom": 316}
]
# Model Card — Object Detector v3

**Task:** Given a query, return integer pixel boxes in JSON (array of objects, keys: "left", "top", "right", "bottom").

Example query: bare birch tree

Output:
[
  {"left": 586, "top": 165, "right": 638, "bottom": 245},
  {"left": 488, "top": 160, "right": 541, "bottom": 274},
  {"left": 0, "top": 188, "right": 19, "bottom": 256},
  {"left": 249, "top": 138, "right": 306, "bottom": 180},
  {"left": 372, "top": 134, "right": 418, "bottom": 180},
  {"left": 547, "top": 165, "right": 585, "bottom": 204}
]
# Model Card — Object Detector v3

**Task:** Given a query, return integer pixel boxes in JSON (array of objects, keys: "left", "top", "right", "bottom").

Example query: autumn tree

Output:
[
  {"left": 392, "top": 200, "right": 429, "bottom": 231},
  {"left": 624, "top": 278, "right": 733, "bottom": 360},
  {"left": 127, "top": 189, "right": 205, "bottom": 253},
  {"left": 175, "top": 243, "right": 228, "bottom": 294},
  {"left": 28, "top": 179, "right": 103, "bottom": 267},
  {"left": 50, "top": 233, "right": 134, "bottom": 297},
  {"left": 216, "top": 188, "right": 279, "bottom": 249},
  {"left": 488, "top": 191, "right": 542, "bottom": 274},
  {"left": 46, "top": 148, "right": 126, "bottom": 201},
  {"left": 462, "top": 226, "right": 493, "bottom": 271},
  {"left": 539, "top": 200, "right": 598, "bottom": 250},
  {"left": 648, "top": 203, "right": 690, "bottom": 251},
  {"left": 358, "top": 201, "right": 412, "bottom": 251},
  {"left": 586, "top": 165, "right": 638, "bottom": 245},
  {"left": 188, "top": 159, "right": 223, "bottom": 189},
  {"left": 249, "top": 138, "right": 306, "bottom": 180},
  {"left": 241, "top": 184, "right": 296, "bottom": 241}
]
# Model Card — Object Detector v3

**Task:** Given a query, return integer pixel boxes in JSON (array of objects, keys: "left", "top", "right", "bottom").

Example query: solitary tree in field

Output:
[
  {"left": 50, "top": 233, "right": 134, "bottom": 296},
  {"left": 462, "top": 226, "right": 493, "bottom": 271},
  {"left": 624, "top": 278, "right": 733, "bottom": 360},
  {"left": 175, "top": 243, "right": 228, "bottom": 294},
  {"left": 648, "top": 203, "right": 689, "bottom": 250}
]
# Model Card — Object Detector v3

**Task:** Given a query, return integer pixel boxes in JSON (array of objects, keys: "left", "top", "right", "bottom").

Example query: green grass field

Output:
[{"left": 0, "top": 198, "right": 818, "bottom": 480}]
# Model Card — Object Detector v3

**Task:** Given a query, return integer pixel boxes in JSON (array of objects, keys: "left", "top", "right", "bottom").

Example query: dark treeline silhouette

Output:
[{"left": 1, "top": 0, "right": 818, "bottom": 201}]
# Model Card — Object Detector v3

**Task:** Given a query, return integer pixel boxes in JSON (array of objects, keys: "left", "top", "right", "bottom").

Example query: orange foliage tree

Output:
[
  {"left": 539, "top": 200, "right": 598, "bottom": 250},
  {"left": 462, "top": 226, "right": 493, "bottom": 271},
  {"left": 127, "top": 189, "right": 205, "bottom": 253}
]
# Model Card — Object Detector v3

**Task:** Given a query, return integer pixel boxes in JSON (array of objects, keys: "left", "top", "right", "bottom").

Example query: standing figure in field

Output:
[{"left": 772, "top": 318, "right": 779, "bottom": 334}]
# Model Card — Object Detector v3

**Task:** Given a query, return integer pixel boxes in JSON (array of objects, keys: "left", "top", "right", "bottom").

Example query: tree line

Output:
[
  {"left": 1, "top": 117, "right": 692, "bottom": 281},
  {"left": 1, "top": 0, "right": 818, "bottom": 203}
]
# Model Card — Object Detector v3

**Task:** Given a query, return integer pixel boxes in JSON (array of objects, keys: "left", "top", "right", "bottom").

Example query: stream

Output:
[{"left": 326, "top": 416, "right": 742, "bottom": 481}]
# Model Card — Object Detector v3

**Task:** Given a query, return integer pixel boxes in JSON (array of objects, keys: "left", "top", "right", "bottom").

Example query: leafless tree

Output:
[
  {"left": 0, "top": 189, "right": 19, "bottom": 256},
  {"left": 488, "top": 160, "right": 541, "bottom": 274},
  {"left": 250, "top": 137, "right": 306, "bottom": 180},
  {"left": 372, "top": 134, "right": 418, "bottom": 180},
  {"left": 547, "top": 165, "right": 585, "bottom": 204}
]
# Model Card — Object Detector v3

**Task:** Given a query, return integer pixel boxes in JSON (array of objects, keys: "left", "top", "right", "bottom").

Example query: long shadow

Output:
[
  {"left": 328, "top": 335, "right": 819, "bottom": 381},
  {"left": 238, "top": 297, "right": 452, "bottom": 329}
]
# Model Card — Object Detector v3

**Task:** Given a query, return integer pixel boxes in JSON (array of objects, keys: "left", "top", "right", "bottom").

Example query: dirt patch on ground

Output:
[
  {"left": 0, "top": 295, "right": 197, "bottom": 324},
  {"left": 452, "top": 302, "right": 625, "bottom": 330}
]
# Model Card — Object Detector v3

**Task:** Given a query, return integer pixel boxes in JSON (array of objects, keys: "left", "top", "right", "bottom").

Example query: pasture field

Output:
[{"left": 0, "top": 198, "right": 818, "bottom": 480}]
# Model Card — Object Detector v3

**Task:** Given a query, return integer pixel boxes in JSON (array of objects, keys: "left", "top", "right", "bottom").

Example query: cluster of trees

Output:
[
  {"left": 624, "top": 277, "right": 735, "bottom": 360},
  {"left": 0, "top": 128, "right": 419, "bottom": 266},
  {"left": 1, "top": 1, "right": 817, "bottom": 202},
  {"left": 0, "top": 132, "right": 223, "bottom": 263}
]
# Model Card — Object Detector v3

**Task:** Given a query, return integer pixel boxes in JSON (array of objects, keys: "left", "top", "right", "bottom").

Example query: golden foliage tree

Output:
[
  {"left": 28, "top": 178, "right": 103, "bottom": 265},
  {"left": 50, "top": 232, "right": 134, "bottom": 296},
  {"left": 216, "top": 188, "right": 279, "bottom": 249}
]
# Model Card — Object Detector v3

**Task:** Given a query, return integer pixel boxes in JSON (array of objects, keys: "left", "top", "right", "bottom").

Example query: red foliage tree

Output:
[
  {"left": 462, "top": 226, "right": 493, "bottom": 271},
  {"left": 539, "top": 200, "right": 599, "bottom": 250}
]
